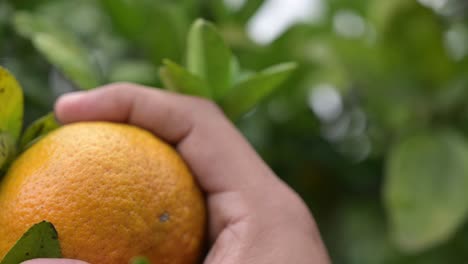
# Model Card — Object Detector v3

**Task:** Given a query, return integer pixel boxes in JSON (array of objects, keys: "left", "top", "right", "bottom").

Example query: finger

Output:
[
  {"left": 21, "top": 259, "right": 89, "bottom": 264},
  {"left": 54, "top": 83, "right": 276, "bottom": 194},
  {"left": 54, "top": 84, "right": 192, "bottom": 143}
]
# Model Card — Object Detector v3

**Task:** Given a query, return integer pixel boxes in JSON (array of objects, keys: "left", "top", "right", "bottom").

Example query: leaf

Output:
[
  {"left": 13, "top": 11, "right": 58, "bottom": 39},
  {"left": 0, "top": 132, "right": 16, "bottom": 172},
  {"left": 221, "top": 62, "right": 297, "bottom": 120},
  {"left": 209, "top": 0, "right": 230, "bottom": 22},
  {"left": 0, "top": 66, "right": 24, "bottom": 141},
  {"left": 0, "top": 221, "right": 62, "bottom": 264},
  {"left": 160, "top": 59, "right": 211, "bottom": 98},
  {"left": 187, "top": 19, "right": 233, "bottom": 99},
  {"left": 235, "top": 0, "right": 265, "bottom": 24},
  {"left": 368, "top": 0, "right": 454, "bottom": 87},
  {"left": 32, "top": 33, "right": 100, "bottom": 90},
  {"left": 130, "top": 256, "right": 151, "bottom": 264},
  {"left": 100, "top": 0, "right": 185, "bottom": 64},
  {"left": 20, "top": 113, "right": 59, "bottom": 151},
  {"left": 329, "top": 200, "right": 401, "bottom": 264},
  {"left": 13, "top": 12, "right": 101, "bottom": 90},
  {"left": 99, "top": 0, "right": 146, "bottom": 38},
  {"left": 384, "top": 129, "right": 468, "bottom": 252},
  {"left": 230, "top": 55, "right": 243, "bottom": 84},
  {"left": 108, "top": 60, "right": 159, "bottom": 86}
]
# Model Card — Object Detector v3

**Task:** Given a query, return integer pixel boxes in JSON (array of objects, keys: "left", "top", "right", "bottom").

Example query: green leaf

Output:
[
  {"left": 0, "top": 221, "right": 62, "bottom": 264},
  {"left": 108, "top": 60, "right": 159, "bottom": 86},
  {"left": 0, "top": 132, "right": 16, "bottom": 172},
  {"left": 209, "top": 0, "right": 230, "bottom": 22},
  {"left": 368, "top": 0, "right": 454, "bottom": 87},
  {"left": 32, "top": 33, "right": 100, "bottom": 90},
  {"left": 231, "top": 56, "right": 256, "bottom": 86},
  {"left": 130, "top": 256, "right": 151, "bottom": 264},
  {"left": 99, "top": 0, "right": 145, "bottom": 38},
  {"left": 235, "top": 0, "right": 265, "bottom": 24},
  {"left": 384, "top": 129, "right": 468, "bottom": 252},
  {"left": 100, "top": 0, "right": 185, "bottom": 64},
  {"left": 0, "top": 66, "right": 24, "bottom": 141},
  {"left": 160, "top": 59, "right": 211, "bottom": 98},
  {"left": 13, "top": 12, "right": 101, "bottom": 90},
  {"left": 20, "top": 113, "right": 59, "bottom": 151},
  {"left": 329, "top": 200, "right": 401, "bottom": 264},
  {"left": 187, "top": 19, "right": 233, "bottom": 99},
  {"left": 221, "top": 62, "right": 297, "bottom": 120},
  {"left": 13, "top": 11, "right": 54, "bottom": 39}
]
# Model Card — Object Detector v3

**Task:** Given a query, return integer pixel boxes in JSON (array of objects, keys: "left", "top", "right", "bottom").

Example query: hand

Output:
[{"left": 26, "top": 83, "right": 330, "bottom": 264}]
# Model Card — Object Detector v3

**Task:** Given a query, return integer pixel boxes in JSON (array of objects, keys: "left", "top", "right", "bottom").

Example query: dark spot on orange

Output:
[{"left": 159, "top": 212, "right": 170, "bottom": 222}]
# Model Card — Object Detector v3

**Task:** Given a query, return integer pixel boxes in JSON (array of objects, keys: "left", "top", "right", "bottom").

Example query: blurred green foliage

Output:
[{"left": 1, "top": 0, "right": 468, "bottom": 262}]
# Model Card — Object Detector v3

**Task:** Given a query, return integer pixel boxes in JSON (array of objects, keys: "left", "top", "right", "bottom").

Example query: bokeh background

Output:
[{"left": 2, "top": 0, "right": 468, "bottom": 263}]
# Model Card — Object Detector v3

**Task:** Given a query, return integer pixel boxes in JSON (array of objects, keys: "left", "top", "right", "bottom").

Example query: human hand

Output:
[{"left": 26, "top": 83, "right": 330, "bottom": 264}]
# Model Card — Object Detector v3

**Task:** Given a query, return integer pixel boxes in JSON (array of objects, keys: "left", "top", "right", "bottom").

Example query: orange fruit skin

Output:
[{"left": 0, "top": 122, "right": 206, "bottom": 264}]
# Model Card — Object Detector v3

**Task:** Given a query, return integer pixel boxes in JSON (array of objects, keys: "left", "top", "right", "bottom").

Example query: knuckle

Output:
[
  {"left": 267, "top": 183, "right": 314, "bottom": 224},
  {"left": 188, "top": 97, "right": 224, "bottom": 115},
  {"left": 201, "top": 100, "right": 223, "bottom": 115}
]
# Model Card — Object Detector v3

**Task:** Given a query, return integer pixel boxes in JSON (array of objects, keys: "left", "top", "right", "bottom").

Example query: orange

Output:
[{"left": 0, "top": 122, "right": 206, "bottom": 264}]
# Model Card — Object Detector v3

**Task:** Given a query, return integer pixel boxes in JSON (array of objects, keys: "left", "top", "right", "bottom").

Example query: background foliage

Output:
[{"left": 1, "top": 0, "right": 468, "bottom": 262}]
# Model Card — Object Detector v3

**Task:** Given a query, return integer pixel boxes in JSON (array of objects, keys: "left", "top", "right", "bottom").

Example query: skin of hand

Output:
[{"left": 22, "top": 83, "right": 331, "bottom": 264}]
